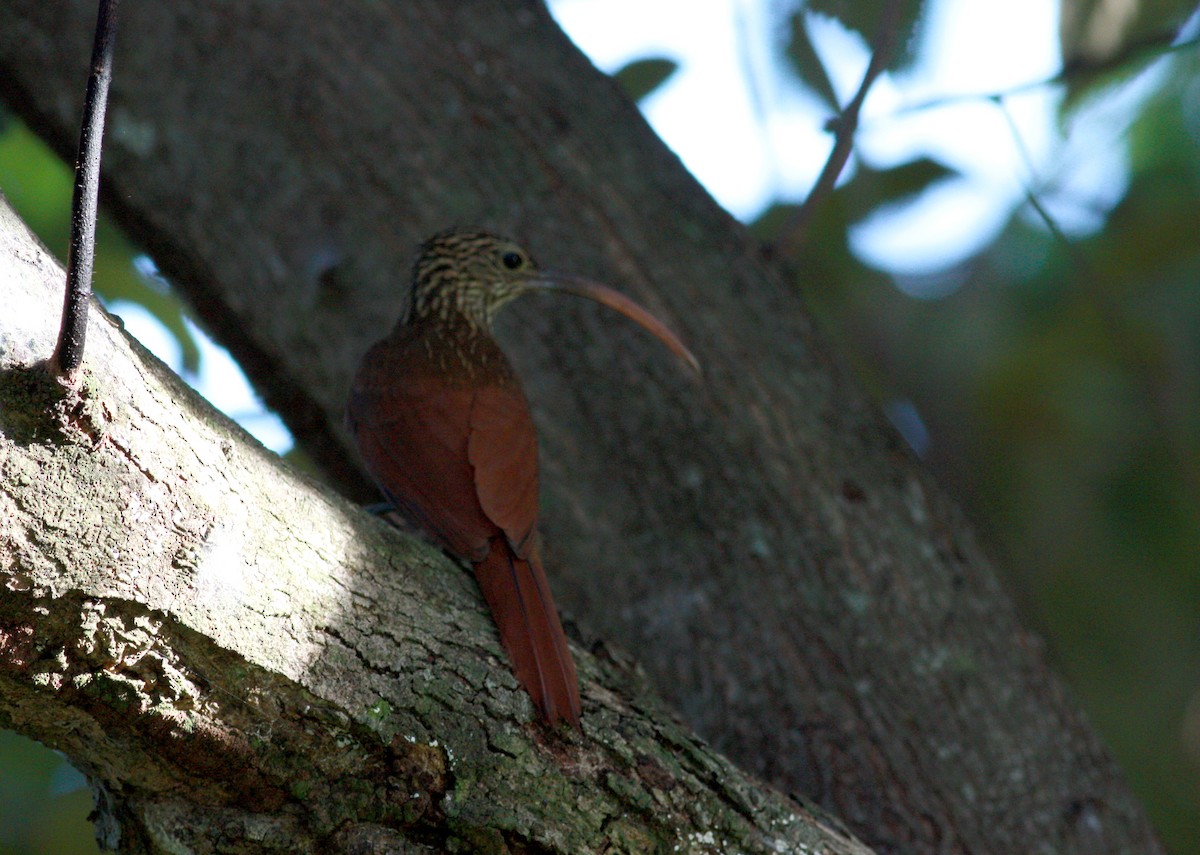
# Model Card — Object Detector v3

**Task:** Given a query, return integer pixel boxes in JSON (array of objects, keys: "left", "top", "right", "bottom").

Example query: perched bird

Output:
[{"left": 347, "top": 230, "right": 697, "bottom": 727}]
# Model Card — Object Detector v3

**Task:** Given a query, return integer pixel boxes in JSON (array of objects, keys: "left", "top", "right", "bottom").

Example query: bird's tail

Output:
[{"left": 474, "top": 538, "right": 581, "bottom": 727}]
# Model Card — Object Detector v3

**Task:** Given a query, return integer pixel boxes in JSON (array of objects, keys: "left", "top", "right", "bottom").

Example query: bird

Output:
[{"left": 347, "top": 229, "right": 698, "bottom": 727}]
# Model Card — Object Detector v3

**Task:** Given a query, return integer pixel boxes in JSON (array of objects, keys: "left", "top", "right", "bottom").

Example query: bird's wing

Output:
[
  {"left": 349, "top": 363, "right": 498, "bottom": 562},
  {"left": 467, "top": 381, "right": 540, "bottom": 559}
]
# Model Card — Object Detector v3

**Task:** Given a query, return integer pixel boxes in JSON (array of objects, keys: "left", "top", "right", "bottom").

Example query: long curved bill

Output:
[{"left": 530, "top": 273, "right": 701, "bottom": 376}]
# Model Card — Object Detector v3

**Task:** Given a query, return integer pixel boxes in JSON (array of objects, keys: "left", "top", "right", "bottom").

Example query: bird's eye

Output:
[{"left": 501, "top": 251, "right": 524, "bottom": 270}]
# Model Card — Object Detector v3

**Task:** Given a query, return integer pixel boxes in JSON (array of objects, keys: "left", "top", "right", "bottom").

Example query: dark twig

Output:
[
  {"left": 51, "top": 0, "right": 121, "bottom": 382},
  {"left": 992, "top": 98, "right": 1084, "bottom": 267},
  {"left": 890, "top": 30, "right": 1199, "bottom": 120},
  {"left": 771, "top": 0, "right": 907, "bottom": 260}
]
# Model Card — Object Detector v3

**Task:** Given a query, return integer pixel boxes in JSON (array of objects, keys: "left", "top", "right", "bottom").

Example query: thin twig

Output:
[
  {"left": 51, "top": 0, "right": 121, "bottom": 382},
  {"left": 771, "top": 0, "right": 907, "bottom": 260},
  {"left": 888, "top": 30, "right": 1198, "bottom": 122},
  {"left": 993, "top": 98, "right": 1087, "bottom": 270}
]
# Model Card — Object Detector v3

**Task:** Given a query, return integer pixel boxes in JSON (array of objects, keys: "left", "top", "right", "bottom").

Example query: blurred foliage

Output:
[
  {"left": 614, "top": 57, "right": 679, "bottom": 103},
  {"left": 0, "top": 731, "right": 98, "bottom": 855},
  {"left": 1060, "top": 0, "right": 1198, "bottom": 68},
  {"left": 790, "top": 0, "right": 927, "bottom": 98},
  {"left": 1058, "top": 0, "right": 1200, "bottom": 114},
  {"left": 754, "top": 8, "right": 1200, "bottom": 852},
  {"left": 785, "top": 11, "right": 840, "bottom": 110}
]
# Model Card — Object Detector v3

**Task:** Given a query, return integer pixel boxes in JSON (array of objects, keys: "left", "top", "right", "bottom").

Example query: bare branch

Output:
[
  {"left": 51, "top": 0, "right": 119, "bottom": 382},
  {"left": 772, "top": 0, "right": 907, "bottom": 259}
]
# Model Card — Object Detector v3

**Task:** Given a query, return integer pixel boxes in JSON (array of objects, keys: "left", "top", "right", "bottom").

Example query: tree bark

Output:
[
  {"left": 0, "top": 195, "right": 869, "bottom": 853},
  {"left": 0, "top": 2, "right": 1164, "bottom": 853}
]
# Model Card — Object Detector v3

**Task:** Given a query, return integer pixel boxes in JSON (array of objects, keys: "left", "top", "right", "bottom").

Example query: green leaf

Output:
[
  {"left": 785, "top": 12, "right": 839, "bottom": 110},
  {"left": 863, "top": 156, "right": 958, "bottom": 206},
  {"left": 613, "top": 57, "right": 679, "bottom": 104},
  {"left": 807, "top": 0, "right": 927, "bottom": 71}
]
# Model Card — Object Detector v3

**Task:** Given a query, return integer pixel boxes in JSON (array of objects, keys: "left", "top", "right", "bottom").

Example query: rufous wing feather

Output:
[
  {"left": 467, "top": 383, "right": 540, "bottom": 556},
  {"left": 349, "top": 344, "right": 496, "bottom": 560}
]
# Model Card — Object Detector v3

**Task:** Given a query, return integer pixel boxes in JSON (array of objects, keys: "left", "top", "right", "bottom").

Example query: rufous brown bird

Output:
[{"left": 347, "top": 230, "right": 697, "bottom": 727}]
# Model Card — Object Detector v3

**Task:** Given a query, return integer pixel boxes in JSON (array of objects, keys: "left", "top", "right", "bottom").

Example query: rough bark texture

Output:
[
  {"left": 0, "top": 2, "right": 1163, "bottom": 854},
  {"left": 0, "top": 196, "right": 869, "bottom": 853}
]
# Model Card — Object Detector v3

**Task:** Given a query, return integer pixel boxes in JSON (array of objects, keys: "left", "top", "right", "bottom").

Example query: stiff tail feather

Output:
[{"left": 473, "top": 538, "right": 581, "bottom": 727}]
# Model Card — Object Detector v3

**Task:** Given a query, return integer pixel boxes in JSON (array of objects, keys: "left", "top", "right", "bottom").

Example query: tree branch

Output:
[
  {"left": 0, "top": 196, "right": 869, "bottom": 852},
  {"left": 772, "top": 0, "right": 907, "bottom": 259}
]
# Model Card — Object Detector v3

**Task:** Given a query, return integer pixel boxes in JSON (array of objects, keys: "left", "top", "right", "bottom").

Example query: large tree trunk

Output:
[
  {"left": 0, "top": 195, "right": 869, "bottom": 853},
  {"left": 0, "top": 2, "right": 1163, "bottom": 853}
]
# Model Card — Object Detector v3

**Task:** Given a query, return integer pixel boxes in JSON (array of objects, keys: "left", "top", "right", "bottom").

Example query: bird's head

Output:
[
  {"left": 407, "top": 229, "right": 699, "bottom": 374},
  {"left": 408, "top": 231, "right": 538, "bottom": 328}
]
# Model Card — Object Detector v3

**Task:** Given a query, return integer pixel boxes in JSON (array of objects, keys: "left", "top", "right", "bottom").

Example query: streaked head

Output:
[
  {"left": 407, "top": 229, "right": 699, "bottom": 374},
  {"left": 408, "top": 231, "right": 538, "bottom": 328}
]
